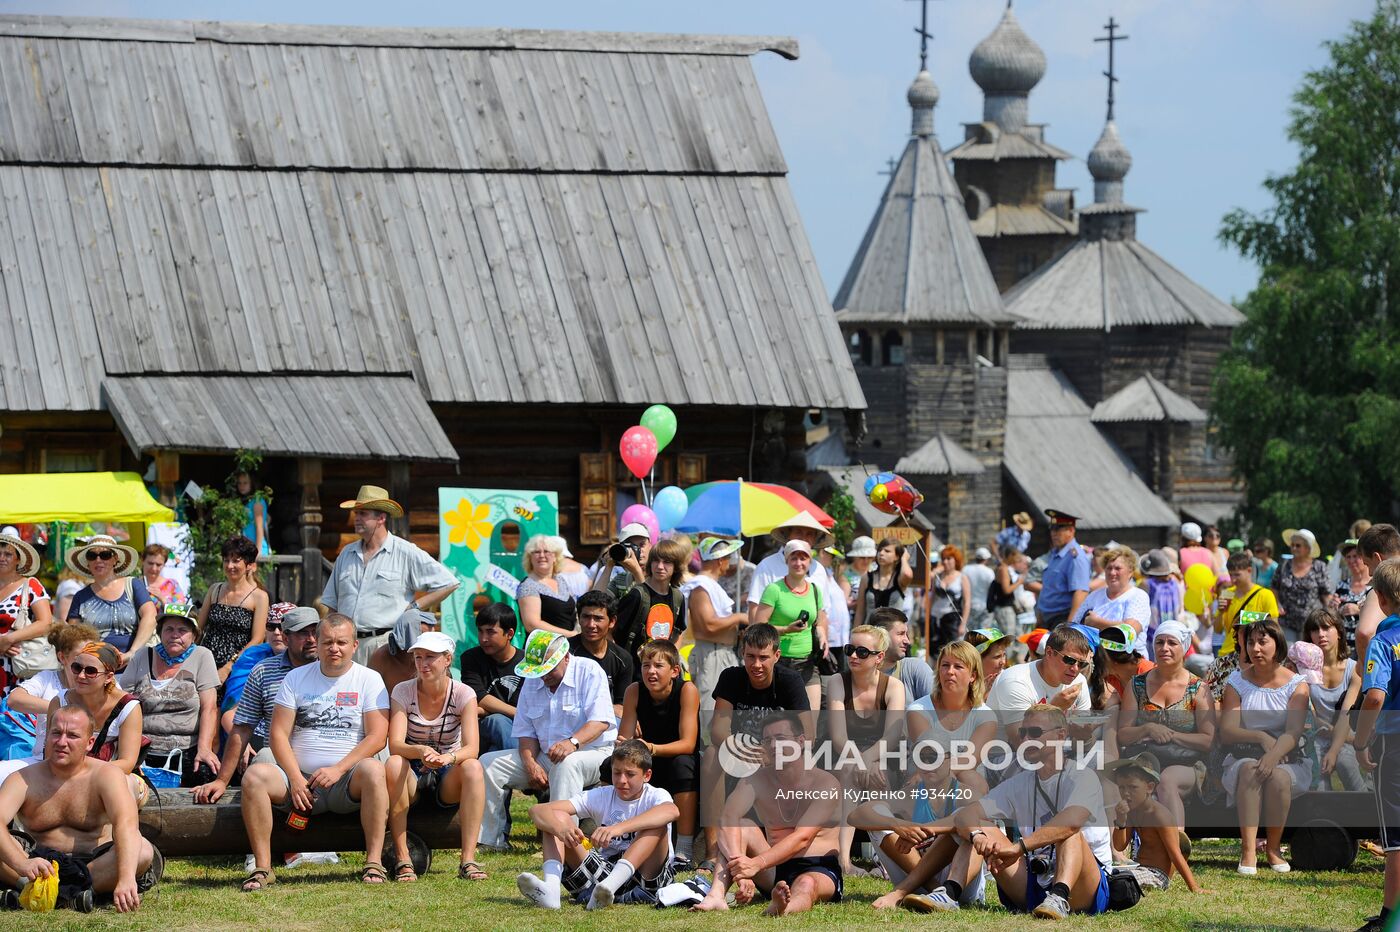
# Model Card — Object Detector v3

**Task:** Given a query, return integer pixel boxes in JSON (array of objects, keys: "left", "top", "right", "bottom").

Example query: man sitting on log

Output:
[{"left": 0, "top": 705, "right": 157, "bottom": 912}]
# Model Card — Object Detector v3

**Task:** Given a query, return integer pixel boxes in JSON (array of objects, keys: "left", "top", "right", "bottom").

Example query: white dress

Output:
[{"left": 1222, "top": 670, "right": 1311, "bottom": 804}]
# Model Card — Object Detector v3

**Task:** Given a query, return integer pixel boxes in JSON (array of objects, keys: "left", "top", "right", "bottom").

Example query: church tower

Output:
[
  {"left": 833, "top": 10, "right": 1014, "bottom": 550},
  {"left": 949, "top": 2, "right": 1077, "bottom": 292}
]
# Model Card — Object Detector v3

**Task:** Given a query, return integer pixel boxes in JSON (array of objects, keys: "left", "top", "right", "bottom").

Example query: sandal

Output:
[
  {"left": 361, "top": 863, "right": 388, "bottom": 884},
  {"left": 241, "top": 869, "right": 275, "bottom": 892},
  {"left": 458, "top": 861, "right": 488, "bottom": 881},
  {"left": 394, "top": 862, "right": 418, "bottom": 883},
  {"left": 697, "top": 859, "right": 716, "bottom": 875}
]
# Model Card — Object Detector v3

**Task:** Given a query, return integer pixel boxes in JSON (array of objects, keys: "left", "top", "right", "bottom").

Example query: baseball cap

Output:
[
  {"left": 698, "top": 536, "right": 743, "bottom": 562},
  {"left": 156, "top": 602, "right": 197, "bottom": 630},
  {"left": 409, "top": 631, "right": 457, "bottom": 655},
  {"left": 516, "top": 629, "right": 571, "bottom": 678},
  {"left": 973, "top": 547, "right": 992, "bottom": 561},
  {"left": 1108, "top": 751, "right": 1161, "bottom": 783},
  {"left": 619, "top": 522, "right": 650, "bottom": 542},
  {"left": 1099, "top": 622, "right": 1139, "bottom": 654},
  {"left": 282, "top": 606, "right": 321, "bottom": 633},
  {"left": 965, "top": 628, "right": 1008, "bottom": 653},
  {"left": 1180, "top": 522, "right": 1202, "bottom": 542},
  {"left": 783, "top": 539, "right": 813, "bottom": 558}
]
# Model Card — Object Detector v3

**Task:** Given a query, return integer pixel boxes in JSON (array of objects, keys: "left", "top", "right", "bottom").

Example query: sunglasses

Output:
[
  {"left": 1054, "top": 650, "right": 1091, "bottom": 670},
  {"left": 1019, "top": 725, "right": 1054, "bottom": 739},
  {"left": 69, "top": 662, "right": 104, "bottom": 677},
  {"left": 89, "top": 550, "right": 116, "bottom": 561},
  {"left": 844, "top": 644, "right": 882, "bottom": 659},
  {"left": 265, "top": 623, "right": 283, "bottom": 631}
]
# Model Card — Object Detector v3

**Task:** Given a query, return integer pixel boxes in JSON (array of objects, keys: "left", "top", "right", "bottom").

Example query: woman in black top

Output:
[
  {"left": 853, "top": 537, "right": 914, "bottom": 629},
  {"left": 619, "top": 639, "right": 700, "bottom": 867}
]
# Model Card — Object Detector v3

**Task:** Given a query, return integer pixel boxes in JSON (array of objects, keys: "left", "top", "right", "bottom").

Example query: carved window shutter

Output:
[{"left": 579, "top": 453, "right": 614, "bottom": 545}]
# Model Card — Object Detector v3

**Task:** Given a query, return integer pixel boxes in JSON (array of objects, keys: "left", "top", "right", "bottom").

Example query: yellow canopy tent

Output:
[{"left": 0, "top": 472, "right": 174, "bottom": 524}]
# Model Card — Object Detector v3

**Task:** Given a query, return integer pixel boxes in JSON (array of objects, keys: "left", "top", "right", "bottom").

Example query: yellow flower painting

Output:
[{"left": 444, "top": 497, "right": 494, "bottom": 550}]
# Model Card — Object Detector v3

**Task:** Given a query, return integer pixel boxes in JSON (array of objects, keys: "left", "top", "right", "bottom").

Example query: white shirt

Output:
[
  {"left": 964, "top": 563, "right": 995, "bottom": 613},
  {"left": 986, "top": 660, "right": 1090, "bottom": 730},
  {"left": 512, "top": 655, "right": 617, "bottom": 750},
  {"left": 274, "top": 662, "right": 390, "bottom": 772},
  {"left": 747, "top": 553, "right": 830, "bottom": 606},
  {"left": 568, "top": 782, "right": 674, "bottom": 859},
  {"left": 911, "top": 702, "right": 996, "bottom": 748},
  {"left": 682, "top": 575, "right": 735, "bottom": 620},
  {"left": 320, "top": 532, "right": 457, "bottom": 633},
  {"left": 1070, "top": 586, "right": 1152, "bottom": 655},
  {"left": 824, "top": 575, "right": 851, "bottom": 647},
  {"left": 17, "top": 668, "right": 65, "bottom": 739},
  {"left": 981, "top": 766, "right": 1112, "bottom": 868}
]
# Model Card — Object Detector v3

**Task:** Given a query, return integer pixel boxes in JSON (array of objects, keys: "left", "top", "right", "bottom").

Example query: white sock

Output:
[
  {"left": 598, "top": 859, "right": 635, "bottom": 894},
  {"left": 543, "top": 859, "right": 563, "bottom": 897},
  {"left": 677, "top": 835, "right": 694, "bottom": 860}
]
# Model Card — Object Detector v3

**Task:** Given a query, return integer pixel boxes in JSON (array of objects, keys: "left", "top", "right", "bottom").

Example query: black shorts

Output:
[
  {"left": 773, "top": 853, "right": 843, "bottom": 903},
  {"left": 409, "top": 759, "right": 457, "bottom": 808},
  {"left": 649, "top": 753, "right": 699, "bottom": 795},
  {"left": 778, "top": 656, "right": 819, "bottom": 687},
  {"left": 1374, "top": 734, "right": 1400, "bottom": 851},
  {"left": 26, "top": 841, "right": 158, "bottom": 894}
]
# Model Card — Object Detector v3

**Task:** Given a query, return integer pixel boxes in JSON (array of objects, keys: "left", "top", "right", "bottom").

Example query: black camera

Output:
[
  {"left": 1029, "top": 854, "right": 1053, "bottom": 877},
  {"left": 609, "top": 541, "right": 643, "bottom": 563}
]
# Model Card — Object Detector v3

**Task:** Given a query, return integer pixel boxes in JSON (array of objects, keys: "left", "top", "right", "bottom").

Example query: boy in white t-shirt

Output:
[{"left": 518, "top": 740, "right": 679, "bottom": 910}]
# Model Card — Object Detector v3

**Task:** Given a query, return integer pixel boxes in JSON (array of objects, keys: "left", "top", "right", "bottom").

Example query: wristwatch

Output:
[
  {"left": 568, "top": 736, "right": 580, "bottom": 749},
  {"left": 968, "top": 829, "right": 986, "bottom": 840}
]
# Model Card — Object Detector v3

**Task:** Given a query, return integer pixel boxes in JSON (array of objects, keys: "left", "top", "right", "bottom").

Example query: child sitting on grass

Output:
[
  {"left": 618, "top": 639, "right": 701, "bottom": 869},
  {"left": 1109, "top": 752, "right": 1203, "bottom": 894},
  {"left": 518, "top": 739, "right": 680, "bottom": 910}
]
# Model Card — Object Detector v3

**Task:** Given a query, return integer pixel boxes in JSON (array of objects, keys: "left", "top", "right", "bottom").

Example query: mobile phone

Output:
[{"left": 793, "top": 610, "right": 810, "bottom": 629}]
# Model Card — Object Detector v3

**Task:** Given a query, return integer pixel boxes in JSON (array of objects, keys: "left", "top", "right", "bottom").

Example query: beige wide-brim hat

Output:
[
  {"left": 1012, "top": 512, "right": 1033, "bottom": 532},
  {"left": 1282, "top": 528, "right": 1321, "bottom": 560},
  {"left": 768, "top": 510, "right": 834, "bottom": 548},
  {"left": 65, "top": 534, "right": 140, "bottom": 577},
  {"left": 340, "top": 484, "right": 404, "bottom": 518},
  {"left": 0, "top": 531, "right": 41, "bottom": 576}
]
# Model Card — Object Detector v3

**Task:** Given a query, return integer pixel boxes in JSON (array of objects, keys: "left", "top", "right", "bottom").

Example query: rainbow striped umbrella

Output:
[{"left": 675, "top": 479, "right": 834, "bottom": 538}]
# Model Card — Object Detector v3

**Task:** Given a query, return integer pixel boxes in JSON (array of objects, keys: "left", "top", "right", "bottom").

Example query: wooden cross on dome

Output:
[
  {"left": 907, "top": 0, "right": 940, "bottom": 72},
  {"left": 1095, "top": 16, "right": 1129, "bottom": 121}
]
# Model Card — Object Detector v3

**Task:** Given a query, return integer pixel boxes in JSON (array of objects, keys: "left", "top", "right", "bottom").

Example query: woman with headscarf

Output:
[{"left": 64, "top": 535, "right": 157, "bottom": 668}]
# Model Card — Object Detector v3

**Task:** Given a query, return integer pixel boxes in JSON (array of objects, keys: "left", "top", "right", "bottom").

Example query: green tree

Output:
[
  {"left": 186, "top": 450, "right": 272, "bottom": 597},
  {"left": 1215, "top": 1, "right": 1400, "bottom": 544},
  {"left": 823, "top": 488, "right": 858, "bottom": 552}
]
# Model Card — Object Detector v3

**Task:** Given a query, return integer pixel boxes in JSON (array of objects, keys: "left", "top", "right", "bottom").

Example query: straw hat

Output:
[
  {"left": 1011, "top": 512, "right": 1033, "bottom": 532},
  {"left": 65, "top": 534, "right": 139, "bottom": 577},
  {"left": 1282, "top": 528, "right": 1321, "bottom": 560},
  {"left": 340, "top": 484, "right": 404, "bottom": 518},
  {"left": 768, "top": 511, "right": 834, "bottom": 548},
  {"left": 0, "top": 530, "right": 41, "bottom": 576}
]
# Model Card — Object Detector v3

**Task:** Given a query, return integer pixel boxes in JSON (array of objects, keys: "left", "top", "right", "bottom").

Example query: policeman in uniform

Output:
[{"left": 1036, "top": 510, "right": 1091, "bottom": 628}]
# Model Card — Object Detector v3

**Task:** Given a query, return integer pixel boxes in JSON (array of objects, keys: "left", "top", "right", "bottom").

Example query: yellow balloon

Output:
[
  {"left": 1183, "top": 563, "right": 1217, "bottom": 593},
  {"left": 1183, "top": 589, "right": 1206, "bottom": 616}
]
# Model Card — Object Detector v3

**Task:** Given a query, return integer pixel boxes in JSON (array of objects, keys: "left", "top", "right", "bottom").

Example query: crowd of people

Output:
[{"left": 0, "top": 498, "right": 1397, "bottom": 930}]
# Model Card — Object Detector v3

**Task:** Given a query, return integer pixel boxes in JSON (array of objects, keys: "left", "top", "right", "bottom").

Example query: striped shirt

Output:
[
  {"left": 391, "top": 679, "right": 474, "bottom": 753},
  {"left": 233, "top": 653, "right": 296, "bottom": 747}
]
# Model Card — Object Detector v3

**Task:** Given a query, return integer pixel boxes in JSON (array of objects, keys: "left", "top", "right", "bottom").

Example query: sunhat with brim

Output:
[
  {"left": 409, "top": 631, "right": 457, "bottom": 656},
  {"left": 1107, "top": 751, "right": 1161, "bottom": 784},
  {"left": 698, "top": 536, "right": 743, "bottom": 562},
  {"left": 768, "top": 511, "right": 834, "bottom": 548},
  {"left": 1012, "top": 512, "right": 1033, "bottom": 532},
  {"left": 1282, "top": 528, "right": 1321, "bottom": 560},
  {"left": 0, "top": 532, "right": 41, "bottom": 576},
  {"left": 1099, "top": 623, "right": 1139, "bottom": 654},
  {"left": 847, "top": 536, "right": 877, "bottom": 558},
  {"left": 1138, "top": 549, "right": 1172, "bottom": 578},
  {"left": 516, "top": 629, "right": 571, "bottom": 679},
  {"left": 619, "top": 522, "right": 651, "bottom": 543},
  {"left": 156, "top": 603, "right": 198, "bottom": 633},
  {"left": 340, "top": 484, "right": 404, "bottom": 518},
  {"left": 65, "top": 535, "right": 139, "bottom": 577},
  {"left": 966, "top": 628, "right": 1008, "bottom": 653}
]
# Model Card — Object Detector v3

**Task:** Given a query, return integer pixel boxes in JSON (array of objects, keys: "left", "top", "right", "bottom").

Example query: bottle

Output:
[{"left": 286, "top": 793, "right": 316, "bottom": 831}]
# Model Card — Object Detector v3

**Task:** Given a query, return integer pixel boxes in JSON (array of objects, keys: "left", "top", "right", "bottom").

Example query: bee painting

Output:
[{"left": 513, "top": 504, "right": 537, "bottom": 522}]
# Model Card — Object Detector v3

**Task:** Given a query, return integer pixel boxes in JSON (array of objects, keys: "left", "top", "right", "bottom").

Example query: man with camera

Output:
[
  {"left": 890, "top": 704, "right": 1113, "bottom": 918},
  {"left": 593, "top": 522, "right": 653, "bottom": 600}
]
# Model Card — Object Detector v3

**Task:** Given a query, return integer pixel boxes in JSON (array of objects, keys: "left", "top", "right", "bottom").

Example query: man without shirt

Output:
[
  {"left": 238, "top": 613, "right": 391, "bottom": 890},
  {"left": 0, "top": 706, "right": 155, "bottom": 912},
  {"left": 693, "top": 712, "right": 843, "bottom": 916}
]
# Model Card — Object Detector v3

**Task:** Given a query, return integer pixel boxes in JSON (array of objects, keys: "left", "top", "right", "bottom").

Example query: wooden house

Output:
[{"left": 0, "top": 14, "right": 865, "bottom": 600}]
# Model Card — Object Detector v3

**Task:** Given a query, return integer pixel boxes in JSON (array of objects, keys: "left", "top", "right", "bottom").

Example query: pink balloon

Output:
[
  {"left": 619, "top": 504, "right": 659, "bottom": 545},
  {"left": 619, "top": 425, "right": 659, "bottom": 479}
]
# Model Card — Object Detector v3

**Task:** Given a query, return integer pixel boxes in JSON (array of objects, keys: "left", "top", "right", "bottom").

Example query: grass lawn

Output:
[{"left": 5, "top": 798, "right": 1386, "bottom": 931}]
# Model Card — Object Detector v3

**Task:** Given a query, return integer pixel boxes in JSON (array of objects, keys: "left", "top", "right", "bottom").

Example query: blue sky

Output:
[{"left": 15, "top": 0, "right": 1376, "bottom": 304}]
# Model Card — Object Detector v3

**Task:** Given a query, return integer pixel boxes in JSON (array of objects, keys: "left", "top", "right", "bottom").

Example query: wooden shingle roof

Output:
[
  {"left": 0, "top": 15, "right": 865, "bottom": 424},
  {"left": 1091, "top": 374, "right": 1207, "bottom": 425}
]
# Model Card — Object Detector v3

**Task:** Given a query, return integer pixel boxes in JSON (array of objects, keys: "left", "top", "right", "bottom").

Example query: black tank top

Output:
[
  {"left": 988, "top": 569, "right": 1017, "bottom": 610},
  {"left": 838, "top": 670, "right": 890, "bottom": 750},
  {"left": 636, "top": 681, "right": 683, "bottom": 746}
]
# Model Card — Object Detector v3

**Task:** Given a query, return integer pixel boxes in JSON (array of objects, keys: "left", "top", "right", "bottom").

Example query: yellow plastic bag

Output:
[{"left": 18, "top": 860, "right": 59, "bottom": 912}]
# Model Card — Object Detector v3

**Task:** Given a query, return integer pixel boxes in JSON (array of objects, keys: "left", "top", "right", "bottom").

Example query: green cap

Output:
[
  {"left": 156, "top": 602, "right": 197, "bottom": 630},
  {"left": 1099, "top": 622, "right": 1139, "bottom": 653},
  {"left": 965, "top": 628, "right": 1008, "bottom": 653},
  {"left": 515, "top": 629, "right": 571, "bottom": 679}
]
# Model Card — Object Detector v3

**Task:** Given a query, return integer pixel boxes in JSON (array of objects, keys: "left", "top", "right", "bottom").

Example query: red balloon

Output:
[{"left": 619, "top": 426, "right": 659, "bottom": 479}]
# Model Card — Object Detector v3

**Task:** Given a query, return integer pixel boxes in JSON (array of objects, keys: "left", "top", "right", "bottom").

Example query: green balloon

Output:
[{"left": 640, "top": 404, "right": 677, "bottom": 452}]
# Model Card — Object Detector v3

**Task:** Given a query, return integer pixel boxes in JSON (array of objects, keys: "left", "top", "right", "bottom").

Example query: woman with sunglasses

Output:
[
  {"left": 64, "top": 535, "right": 157, "bottom": 670},
  {"left": 0, "top": 623, "right": 101, "bottom": 781},
  {"left": 118, "top": 604, "right": 222, "bottom": 786},
  {"left": 826, "top": 623, "right": 906, "bottom": 876},
  {"left": 48, "top": 642, "right": 149, "bottom": 805},
  {"left": 1332, "top": 540, "right": 1372, "bottom": 654},
  {"left": 195, "top": 535, "right": 270, "bottom": 682},
  {"left": 1117, "top": 621, "right": 1215, "bottom": 828},
  {"left": 1218, "top": 618, "right": 1310, "bottom": 874}
]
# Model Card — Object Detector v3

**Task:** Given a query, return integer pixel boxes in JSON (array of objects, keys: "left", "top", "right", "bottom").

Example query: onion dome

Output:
[
  {"left": 1087, "top": 120, "right": 1132, "bottom": 204},
  {"left": 907, "top": 70, "right": 939, "bottom": 137},
  {"left": 969, "top": 5, "right": 1046, "bottom": 97}
]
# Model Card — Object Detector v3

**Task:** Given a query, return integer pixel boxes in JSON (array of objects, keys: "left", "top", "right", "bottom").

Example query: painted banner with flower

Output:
[{"left": 438, "top": 487, "right": 558, "bottom": 657}]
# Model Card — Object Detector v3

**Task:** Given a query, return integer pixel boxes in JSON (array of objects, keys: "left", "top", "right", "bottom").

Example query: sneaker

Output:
[
  {"left": 244, "top": 854, "right": 257, "bottom": 873},
  {"left": 901, "top": 887, "right": 960, "bottom": 913},
  {"left": 1, "top": 889, "right": 19, "bottom": 911},
  {"left": 1032, "top": 892, "right": 1070, "bottom": 920},
  {"left": 283, "top": 853, "right": 304, "bottom": 868},
  {"left": 671, "top": 853, "right": 694, "bottom": 873},
  {"left": 516, "top": 872, "right": 561, "bottom": 910}
]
